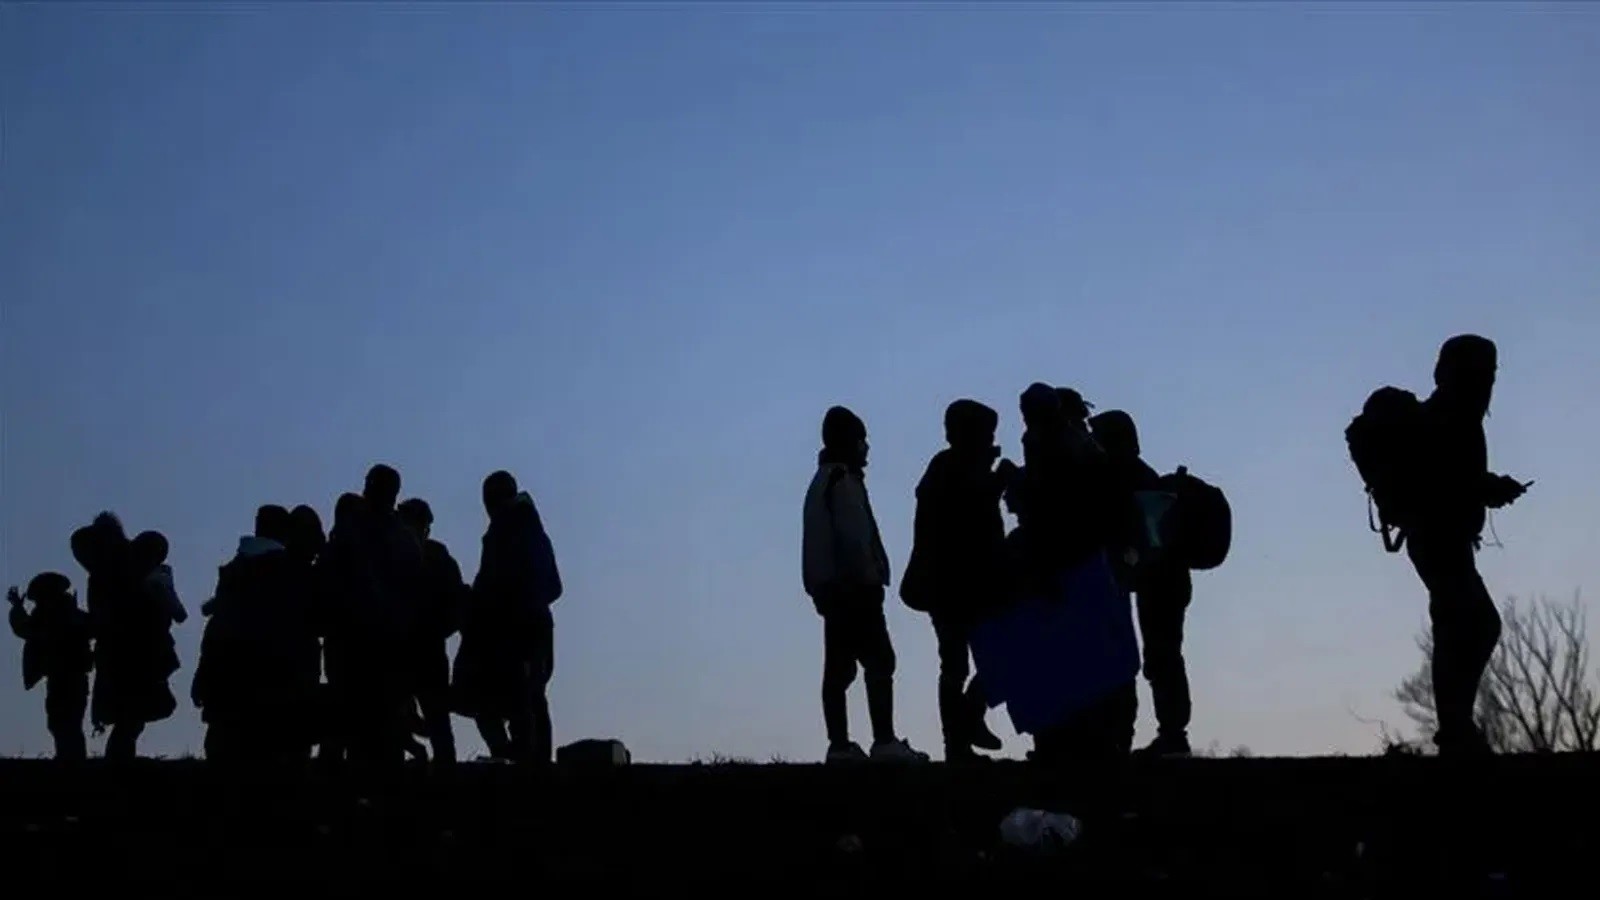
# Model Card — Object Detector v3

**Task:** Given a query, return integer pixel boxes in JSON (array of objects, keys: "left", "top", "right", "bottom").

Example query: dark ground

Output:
[{"left": 2, "top": 754, "right": 1596, "bottom": 893}]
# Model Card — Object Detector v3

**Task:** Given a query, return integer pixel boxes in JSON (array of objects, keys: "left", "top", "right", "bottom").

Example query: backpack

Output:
[
  {"left": 1345, "top": 386, "right": 1425, "bottom": 552},
  {"left": 1155, "top": 467, "right": 1231, "bottom": 571}
]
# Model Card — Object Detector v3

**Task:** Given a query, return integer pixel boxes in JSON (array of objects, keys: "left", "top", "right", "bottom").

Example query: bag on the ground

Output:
[
  {"left": 1155, "top": 467, "right": 1232, "bottom": 571},
  {"left": 1345, "top": 386, "right": 1425, "bottom": 552},
  {"left": 557, "top": 738, "right": 631, "bottom": 766}
]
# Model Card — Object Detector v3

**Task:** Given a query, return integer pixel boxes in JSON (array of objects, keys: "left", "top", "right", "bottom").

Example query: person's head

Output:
[
  {"left": 1055, "top": 387, "right": 1093, "bottom": 426},
  {"left": 26, "top": 572, "right": 73, "bottom": 607},
  {"left": 944, "top": 399, "right": 999, "bottom": 453},
  {"left": 332, "top": 493, "right": 367, "bottom": 535},
  {"left": 1088, "top": 410, "right": 1140, "bottom": 460},
  {"left": 71, "top": 512, "right": 129, "bottom": 573},
  {"left": 821, "top": 405, "right": 869, "bottom": 467},
  {"left": 130, "top": 531, "right": 170, "bottom": 572},
  {"left": 1434, "top": 334, "right": 1498, "bottom": 416},
  {"left": 289, "top": 505, "right": 326, "bottom": 558},
  {"left": 255, "top": 504, "right": 293, "bottom": 545},
  {"left": 1019, "top": 383, "right": 1061, "bottom": 430},
  {"left": 363, "top": 464, "right": 402, "bottom": 512},
  {"left": 483, "top": 470, "right": 519, "bottom": 516},
  {"left": 397, "top": 498, "right": 434, "bottom": 540}
]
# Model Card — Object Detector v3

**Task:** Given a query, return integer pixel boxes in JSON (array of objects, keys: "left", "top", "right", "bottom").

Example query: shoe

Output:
[
  {"left": 969, "top": 717, "right": 1004, "bottom": 752},
  {"left": 869, "top": 738, "right": 930, "bottom": 763},
  {"left": 1134, "top": 733, "right": 1192, "bottom": 758},
  {"left": 945, "top": 746, "right": 994, "bottom": 764},
  {"left": 1436, "top": 726, "right": 1494, "bottom": 758},
  {"left": 826, "top": 741, "right": 868, "bottom": 764}
]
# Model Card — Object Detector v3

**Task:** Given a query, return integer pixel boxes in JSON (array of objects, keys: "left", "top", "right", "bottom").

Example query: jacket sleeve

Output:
[
  {"left": 152, "top": 570, "right": 188, "bottom": 625},
  {"left": 828, "top": 475, "right": 883, "bottom": 588},
  {"left": 440, "top": 546, "right": 467, "bottom": 638},
  {"left": 9, "top": 605, "right": 32, "bottom": 641}
]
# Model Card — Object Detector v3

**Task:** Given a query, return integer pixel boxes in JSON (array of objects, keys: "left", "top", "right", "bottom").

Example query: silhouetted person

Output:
[
  {"left": 286, "top": 505, "right": 328, "bottom": 758},
  {"left": 132, "top": 531, "right": 188, "bottom": 630},
  {"left": 193, "top": 505, "right": 312, "bottom": 761},
  {"left": 1092, "top": 409, "right": 1194, "bottom": 757},
  {"left": 1007, "top": 384, "right": 1112, "bottom": 576},
  {"left": 803, "top": 406, "right": 927, "bottom": 764},
  {"left": 1411, "top": 335, "right": 1528, "bottom": 755},
  {"left": 316, "top": 493, "right": 377, "bottom": 762},
  {"left": 288, "top": 505, "right": 328, "bottom": 565},
  {"left": 8, "top": 573, "right": 92, "bottom": 760},
  {"left": 73, "top": 512, "right": 178, "bottom": 760},
  {"left": 459, "top": 471, "right": 563, "bottom": 763},
  {"left": 901, "top": 399, "right": 1007, "bottom": 761},
  {"left": 352, "top": 464, "right": 424, "bottom": 762},
  {"left": 397, "top": 498, "right": 465, "bottom": 764}
]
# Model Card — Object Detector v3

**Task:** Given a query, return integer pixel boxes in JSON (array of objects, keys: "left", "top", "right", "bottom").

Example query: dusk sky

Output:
[{"left": 2, "top": 2, "right": 1596, "bottom": 761}]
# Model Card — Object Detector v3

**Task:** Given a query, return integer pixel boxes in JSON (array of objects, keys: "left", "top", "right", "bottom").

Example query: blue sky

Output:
[{"left": 2, "top": 2, "right": 1596, "bottom": 760}]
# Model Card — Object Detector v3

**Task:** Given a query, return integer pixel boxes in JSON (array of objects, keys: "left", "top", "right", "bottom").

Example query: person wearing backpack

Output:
[
  {"left": 1091, "top": 410, "right": 1196, "bottom": 758},
  {"left": 804, "top": 406, "right": 928, "bottom": 764},
  {"left": 1411, "top": 335, "right": 1528, "bottom": 755},
  {"left": 901, "top": 399, "right": 1008, "bottom": 761}
]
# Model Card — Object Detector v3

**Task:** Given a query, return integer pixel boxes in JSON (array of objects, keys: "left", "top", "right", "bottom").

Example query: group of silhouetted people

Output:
[
  {"left": 9, "top": 465, "right": 562, "bottom": 764},
  {"left": 9, "top": 335, "right": 1531, "bottom": 763},
  {"left": 803, "top": 384, "right": 1224, "bottom": 764},
  {"left": 795, "top": 334, "right": 1527, "bottom": 764}
]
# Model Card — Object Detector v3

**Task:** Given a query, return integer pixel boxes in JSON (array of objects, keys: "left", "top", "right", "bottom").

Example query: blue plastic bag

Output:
[{"left": 970, "top": 551, "right": 1140, "bottom": 735}]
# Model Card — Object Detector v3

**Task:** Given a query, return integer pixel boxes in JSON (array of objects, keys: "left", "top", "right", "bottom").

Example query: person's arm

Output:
[
  {"left": 8, "top": 589, "right": 32, "bottom": 641},
  {"left": 441, "top": 547, "right": 467, "bottom": 638},
  {"left": 828, "top": 475, "right": 880, "bottom": 587},
  {"left": 153, "top": 569, "right": 188, "bottom": 625}
]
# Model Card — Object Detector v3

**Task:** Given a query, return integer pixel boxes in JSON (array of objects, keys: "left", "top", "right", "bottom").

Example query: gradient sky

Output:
[{"left": 2, "top": 2, "right": 1596, "bottom": 761}]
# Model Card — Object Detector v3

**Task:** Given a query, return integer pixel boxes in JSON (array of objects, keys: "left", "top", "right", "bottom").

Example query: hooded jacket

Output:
[
  {"left": 1416, "top": 335, "right": 1500, "bottom": 541},
  {"left": 803, "top": 461, "right": 890, "bottom": 599},
  {"left": 418, "top": 538, "right": 467, "bottom": 642},
  {"left": 900, "top": 448, "right": 1006, "bottom": 613},
  {"left": 473, "top": 492, "right": 563, "bottom": 632},
  {"left": 192, "top": 536, "right": 314, "bottom": 716},
  {"left": 11, "top": 597, "right": 91, "bottom": 690}
]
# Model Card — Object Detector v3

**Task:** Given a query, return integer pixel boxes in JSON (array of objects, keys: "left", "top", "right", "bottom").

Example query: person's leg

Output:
[
  {"left": 856, "top": 595, "right": 900, "bottom": 747},
  {"left": 1136, "top": 567, "right": 1193, "bottom": 752},
  {"left": 417, "top": 645, "right": 457, "bottom": 764},
  {"left": 931, "top": 611, "right": 972, "bottom": 755},
  {"left": 106, "top": 721, "right": 145, "bottom": 761},
  {"left": 1410, "top": 533, "right": 1500, "bottom": 752},
  {"left": 508, "top": 625, "right": 555, "bottom": 764},
  {"left": 820, "top": 596, "right": 860, "bottom": 749},
  {"left": 475, "top": 717, "right": 513, "bottom": 759},
  {"left": 46, "top": 679, "right": 89, "bottom": 762},
  {"left": 1105, "top": 681, "right": 1139, "bottom": 759},
  {"left": 533, "top": 625, "right": 554, "bottom": 764}
]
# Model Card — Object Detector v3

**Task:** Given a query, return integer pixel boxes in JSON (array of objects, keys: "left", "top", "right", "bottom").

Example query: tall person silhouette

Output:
[
  {"left": 803, "top": 406, "right": 927, "bottom": 764},
  {"left": 901, "top": 400, "right": 1008, "bottom": 762}
]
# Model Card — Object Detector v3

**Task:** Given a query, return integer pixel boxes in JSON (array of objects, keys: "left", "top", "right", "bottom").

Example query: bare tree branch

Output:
[{"left": 1394, "top": 592, "right": 1598, "bottom": 753}]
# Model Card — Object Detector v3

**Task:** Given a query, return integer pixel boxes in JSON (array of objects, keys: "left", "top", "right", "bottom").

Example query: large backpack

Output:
[
  {"left": 1156, "top": 466, "right": 1232, "bottom": 571},
  {"left": 1345, "top": 386, "right": 1426, "bottom": 552}
]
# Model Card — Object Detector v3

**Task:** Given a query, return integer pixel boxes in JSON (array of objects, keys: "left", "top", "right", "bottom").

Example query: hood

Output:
[
  {"left": 493, "top": 492, "right": 545, "bottom": 531},
  {"left": 234, "top": 535, "right": 286, "bottom": 559},
  {"left": 1089, "top": 410, "right": 1140, "bottom": 460}
]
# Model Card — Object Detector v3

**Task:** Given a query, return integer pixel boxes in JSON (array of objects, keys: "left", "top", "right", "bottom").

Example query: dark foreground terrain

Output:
[{"left": 2, "top": 754, "right": 1595, "bottom": 893}]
